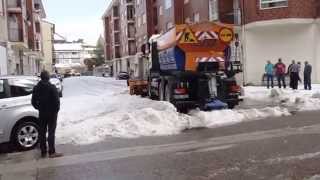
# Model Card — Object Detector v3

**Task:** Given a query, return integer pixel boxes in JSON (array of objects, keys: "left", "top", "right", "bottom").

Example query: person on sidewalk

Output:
[
  {"left": 274, "top": 58, "right": 286, "bottom": 89},
  {"left": 304, "top": 61, "right": 312, "bottom": 90},
  {"left": 265, "top": 60, "right": 274, "bottom": 89},
  {"left": 32, "top": 71, "right": 63, "bottom": 158},
  {"left": 287, "top": 60, "right": 295, "bottom": 89},
  {"left": 290, "top": 62, "right": 300, "bottom": 90}
]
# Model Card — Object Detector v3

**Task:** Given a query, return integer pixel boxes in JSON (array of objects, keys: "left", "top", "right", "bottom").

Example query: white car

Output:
[
  {"left": 0, "top": 76, "right": 40, "bottom": 151},
  {"left": 50, "top": 77, "right": 63, "bottom": 97}
]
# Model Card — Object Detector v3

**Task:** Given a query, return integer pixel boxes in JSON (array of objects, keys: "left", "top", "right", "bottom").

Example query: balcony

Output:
[
  {"left": 8, "top": 28, "right": 24, "bottom": 42},
  {"left": 7, "top": 0, "right": 22, "bottom": 13}
]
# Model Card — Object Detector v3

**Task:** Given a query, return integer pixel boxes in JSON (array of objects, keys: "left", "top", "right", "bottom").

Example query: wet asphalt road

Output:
[{"left": 1, "top": 111, "right": 320, "bottom": 180}]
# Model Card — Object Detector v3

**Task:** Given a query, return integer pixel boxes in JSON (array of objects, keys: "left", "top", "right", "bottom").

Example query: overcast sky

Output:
[{"left": 43, "top": 0, "right": 111, "bottom": 45}]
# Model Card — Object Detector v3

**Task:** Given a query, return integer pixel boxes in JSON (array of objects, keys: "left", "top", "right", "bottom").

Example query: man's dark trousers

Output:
[
  {"left": 277, "top": 74, "right": 286, "bottom": 88},
  {"left": 266, "top": 74, "right": 274, "bottom": 88},
  {"left": 304, "top": 75, "right": 311, "bottom": 90},
  {"left": 292, "top": 72, "right": 299, "bottom": 90},
  {"left": 39, "top": 112, "right": 58, "bottom": 155}
]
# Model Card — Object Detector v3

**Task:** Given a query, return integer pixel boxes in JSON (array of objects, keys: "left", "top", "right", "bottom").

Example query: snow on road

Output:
[{"left": 56, "top": 77, "right": 320, "bottom": 145}]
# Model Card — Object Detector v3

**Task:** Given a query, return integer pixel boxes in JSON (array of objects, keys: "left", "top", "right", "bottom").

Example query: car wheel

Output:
[{"left": 12, "top": 121, "right": 40, "bottom": 151}]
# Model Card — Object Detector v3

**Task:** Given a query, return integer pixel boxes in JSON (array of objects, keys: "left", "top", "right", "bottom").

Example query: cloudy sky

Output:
[{"left": 43, "top": 0, "right": 111, "bottom": 45}]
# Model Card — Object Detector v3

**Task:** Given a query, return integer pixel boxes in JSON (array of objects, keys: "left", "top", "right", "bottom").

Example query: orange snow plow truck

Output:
[{"left": 129, "top": 22, "right": 242, "bottom": 112}]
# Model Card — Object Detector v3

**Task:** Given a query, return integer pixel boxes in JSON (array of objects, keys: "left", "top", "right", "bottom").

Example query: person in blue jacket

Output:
[{"left": 265, "top": 60, "right": 274, "bottom": 89}]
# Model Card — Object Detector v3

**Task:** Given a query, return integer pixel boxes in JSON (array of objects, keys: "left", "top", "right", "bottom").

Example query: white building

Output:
[
  {"left": 0, "top": 0, "right": 8, "bottom": 75},
  {"left": 53, "top": 41, "right": 96, "bottom": 73}
]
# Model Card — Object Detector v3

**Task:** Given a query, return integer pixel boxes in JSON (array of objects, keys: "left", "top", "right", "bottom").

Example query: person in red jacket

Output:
[{"left": 274, "top": 58, "right": 286, "bottom": 89}]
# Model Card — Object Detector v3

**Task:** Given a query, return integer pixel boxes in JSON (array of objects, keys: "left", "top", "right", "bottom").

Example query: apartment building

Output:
[
  {"left": 103, "top": 0, "right": 320, "bottom": 84},
  {"left": 240, "top": 0, "right": 320, "bottom": 84},
  {"left": 1, "top": 0, "right": 46, "bottom": 76},
  {"left": 0, "top": 0, "right": 8, "bottom": 75}
]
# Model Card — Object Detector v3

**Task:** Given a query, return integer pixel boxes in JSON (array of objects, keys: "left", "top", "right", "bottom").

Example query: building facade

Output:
[
  {"left": 2, "top": 0, "right": 47, "bottom": 76},
  {"left": 240, "top": 0, "right": 320, "bottom": 84},
  {"left": 41, "top": 20, "right": 54, "bottom": 72},
  {"left": 0, "top": 0, "right": 8, "bottom": 75}
]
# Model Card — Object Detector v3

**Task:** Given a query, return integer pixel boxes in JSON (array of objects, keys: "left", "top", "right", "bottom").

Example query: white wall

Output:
[
  {"left": 244, "top": 22, "right": 316, "bottom": 84},
  {"left": 0, "top": 46, "right": 7, "bottom": 75}
]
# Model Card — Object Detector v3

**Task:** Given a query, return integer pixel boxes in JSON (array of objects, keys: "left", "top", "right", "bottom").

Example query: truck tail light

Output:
[
  {"left": 174, "top": 88, "right": 187, "bottom": 95},
  {"left": 230, "top": 85, "right": 241, "bottom": 93}
]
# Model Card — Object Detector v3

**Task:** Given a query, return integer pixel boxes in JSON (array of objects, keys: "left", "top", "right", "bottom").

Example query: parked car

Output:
[
  {"left": 50, "top": 77, "right": 63, "bottom": 97},
  {"left": 51, "top": 73, "right": 63, "bottom": 82},
  {"left": 0, "top": 76, "right": 40, "bottom": 151},
  {"left": 117, "top": 72, "right": 129, "bottom": 80}
]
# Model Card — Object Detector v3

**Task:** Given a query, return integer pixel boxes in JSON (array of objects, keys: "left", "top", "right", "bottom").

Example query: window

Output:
[
  {"left": 184, "top": 0, "right": 189, "bottom": 4},
  {"left": 260, "top": 0, "right": 288, "bottom": 9},
  {"left": 194, "top": 13, "right": 200, "bottom": 22},
  {"left": 137, "top": 16, "right": 142, "bottom": 27},
  {"left": 164, "top": 0, "right": 172, "bottom": 10},
  {"left": 159, "top": 6, "right": 163, "bottom": 16},
  {"left": 8, "top": 78, "right": 38, "bottom": 98},
  {"left": 142, "top": 13, "right": 147, "bottom": 24},
  {"left": 209, "top": 0, "right": 219, "bottom": 21},
  {"left": 0, "top": 0, "right": 4, "bottom": 16}
]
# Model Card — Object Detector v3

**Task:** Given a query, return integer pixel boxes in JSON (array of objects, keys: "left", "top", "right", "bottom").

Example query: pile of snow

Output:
[
  {"left": 243, "top": 85, "right": 320, "bottom": 112},
  {"left": 56, "top": 77, "right": 292, "bottom": 145}
]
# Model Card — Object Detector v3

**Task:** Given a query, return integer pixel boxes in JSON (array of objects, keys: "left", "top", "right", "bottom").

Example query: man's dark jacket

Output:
[{"left": 31, "top": 80, "right": 60, "bottom": 114}]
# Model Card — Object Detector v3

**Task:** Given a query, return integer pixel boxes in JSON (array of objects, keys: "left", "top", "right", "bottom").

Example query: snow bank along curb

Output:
[{"left": 56, "top": 77, "right": 293, "bottom": 145}]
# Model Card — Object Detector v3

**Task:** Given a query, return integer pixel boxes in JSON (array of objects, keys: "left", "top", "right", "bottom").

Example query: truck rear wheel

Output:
[{"left": 165, "top": 83, "right": 172, "bottom": 103}]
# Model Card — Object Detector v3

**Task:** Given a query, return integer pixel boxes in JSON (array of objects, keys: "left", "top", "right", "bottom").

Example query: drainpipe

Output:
[{"left": 241, "top": 0, "right": 247, "bottom": 86}]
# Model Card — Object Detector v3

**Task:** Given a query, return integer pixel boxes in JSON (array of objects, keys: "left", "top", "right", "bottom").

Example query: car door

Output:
[
  {"left": 0, "top": 79, "right": 12, "bottom": 141},
  {"left": 0, "top": 78, "right": 37, "bottom": 143}
]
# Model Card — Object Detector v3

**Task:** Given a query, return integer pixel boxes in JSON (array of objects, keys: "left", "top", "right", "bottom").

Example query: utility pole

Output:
[{"left": 241, "top": 0, "right": 247, "bottom": 86}]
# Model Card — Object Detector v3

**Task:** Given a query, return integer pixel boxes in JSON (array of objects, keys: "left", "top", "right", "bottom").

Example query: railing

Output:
[{"left": 8, "top": 28, "right": 23, "bottom": 42}]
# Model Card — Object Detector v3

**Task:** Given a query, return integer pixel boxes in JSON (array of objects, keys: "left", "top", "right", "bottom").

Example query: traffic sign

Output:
[
  {"left": 179, "top": 28, "right": 198, "bottom": 44},
  {"left": 219, "top": 28, "right": 234, "bottom": 43}
]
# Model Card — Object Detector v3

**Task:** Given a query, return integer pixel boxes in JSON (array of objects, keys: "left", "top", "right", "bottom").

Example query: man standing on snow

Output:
[
  {"left": 290, "top": 62, "right": 300, "bottom": 90},
  {"left": 32, "top": 71, "right": 63, "bottom": 158},
  {"left": 265, "top": 60, "right": 274, "bottom": 89},
  {"left": 304, "top": 61, "right": 312, "bottom": 90},
  {"left": 274, "top": 58, "right": 286, "bottom": 89},
  {"left": 287, "top": 60, "right": 295, "bottom": 89}
]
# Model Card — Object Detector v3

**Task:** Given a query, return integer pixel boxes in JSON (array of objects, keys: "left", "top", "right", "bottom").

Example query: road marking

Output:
[{"left": 1, "top": 124, "right": 320, "bottom": 174}]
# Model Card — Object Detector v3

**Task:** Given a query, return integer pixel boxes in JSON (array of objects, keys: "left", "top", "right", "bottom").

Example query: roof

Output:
[
  {"left": 54, "top": 43, "right": 83, "bottom": 51},
  {"left": 54, "top": 33, "right": 67, "bottom": 41}
]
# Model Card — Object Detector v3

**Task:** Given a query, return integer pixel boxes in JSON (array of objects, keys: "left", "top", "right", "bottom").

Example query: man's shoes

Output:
[
  {"left": 41, "top": 152, "right": 47, "bottom": 158},
  {"left": 49, "top": 152, "right": 63, "bottom": 158},
  {"left": 41, "top": 152, "right": 48, "bottom": 158}
]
